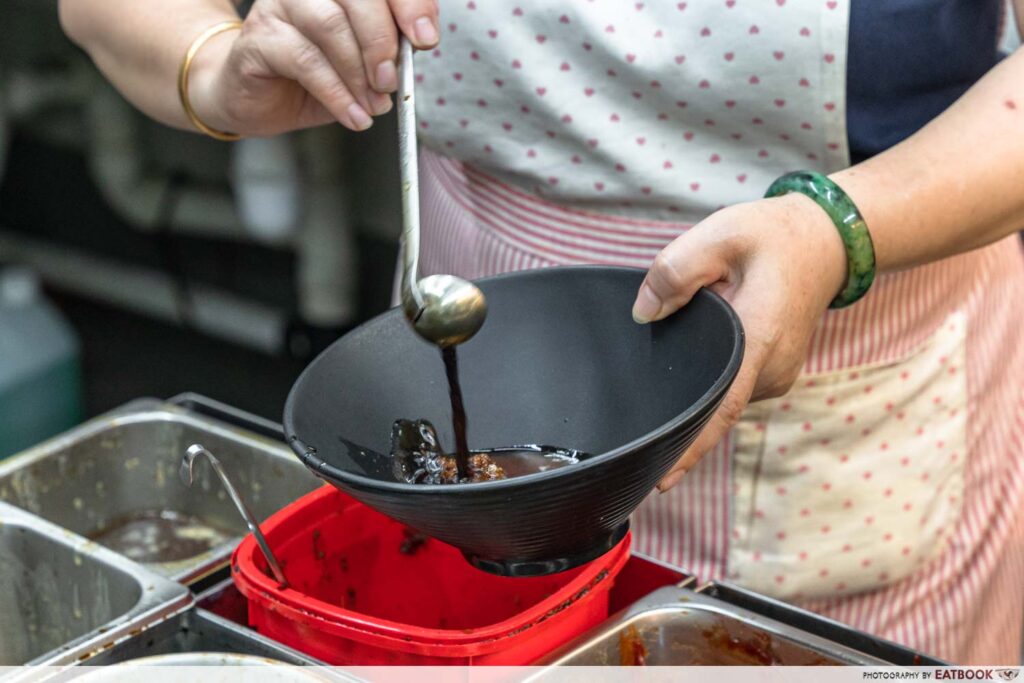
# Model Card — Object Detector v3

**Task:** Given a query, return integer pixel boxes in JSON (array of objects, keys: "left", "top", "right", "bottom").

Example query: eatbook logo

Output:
[{"left": 934, "top": 671, "right": 1018, "bottom": 680}]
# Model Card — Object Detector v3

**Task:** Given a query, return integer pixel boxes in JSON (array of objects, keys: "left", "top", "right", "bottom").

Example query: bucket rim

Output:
[{"left": 231, "top": 486, "right": 631, "bottom": 653}]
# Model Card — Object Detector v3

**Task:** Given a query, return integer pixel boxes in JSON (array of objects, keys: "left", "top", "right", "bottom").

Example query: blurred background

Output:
[{"left": 0, "top": 1, "right": 404, "bottom": 455}]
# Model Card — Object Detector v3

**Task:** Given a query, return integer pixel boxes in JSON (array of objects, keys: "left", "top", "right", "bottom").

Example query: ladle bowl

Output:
[{"left": 284, "top": 266, "right": 744, "bottom": 576}]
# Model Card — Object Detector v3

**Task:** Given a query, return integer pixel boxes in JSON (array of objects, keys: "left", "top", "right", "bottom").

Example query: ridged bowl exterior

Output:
[{"left": 284, "top": 266, "right": 743, "bottom": 575}]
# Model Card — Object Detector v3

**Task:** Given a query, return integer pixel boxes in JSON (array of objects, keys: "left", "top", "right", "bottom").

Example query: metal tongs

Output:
[
  {"left": 397, "top": 37, "right": 487, "bottom": 348},
  {"left": 181, "top": 443, "right": 288, "bottom": 588}
]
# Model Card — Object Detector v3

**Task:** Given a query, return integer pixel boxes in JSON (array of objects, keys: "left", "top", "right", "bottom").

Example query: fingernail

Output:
[
  {"left": 370, "top": 92, "right": 393, "bottom": 115},
  {"left": 414, "top": 16, "right": 439, "bottom": 45},
  {"left": 658, "top": 471, "right": 685, "bottom": 493},
  {"left": 346, "top": 103, "right": 372, "bottom": 130},
  {"left": 375, "top": 60, "right": 397, "bottom": 92},
  {"left": 632, "top": 285, "right": 661, "bottom": 324}
]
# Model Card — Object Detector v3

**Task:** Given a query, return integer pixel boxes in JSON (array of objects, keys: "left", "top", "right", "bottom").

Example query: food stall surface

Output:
[{"left": 0, "top": 394, "right": 943, "bottom": 671}]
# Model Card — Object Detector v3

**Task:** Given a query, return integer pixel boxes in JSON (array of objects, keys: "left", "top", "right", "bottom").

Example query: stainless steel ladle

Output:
[
  {"left": 181, "top": 443, "right": 288, "bottom": 588},
  {"left": 397, "top": 38, "right": 487, "bottom": 348}
]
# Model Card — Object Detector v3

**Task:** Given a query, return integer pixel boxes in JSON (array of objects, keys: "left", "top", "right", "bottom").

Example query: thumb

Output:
[{"left": 632, "top": 234, "right": 728, "bottom": 324}]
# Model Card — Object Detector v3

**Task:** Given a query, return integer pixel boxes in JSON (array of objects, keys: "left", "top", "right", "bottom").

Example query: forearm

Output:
[
  {"left": 59, "top": 0, "right": 239, "bottom": 131},
  {"left": 833, "top": 48, "right": 1024, "bottom": 272}
]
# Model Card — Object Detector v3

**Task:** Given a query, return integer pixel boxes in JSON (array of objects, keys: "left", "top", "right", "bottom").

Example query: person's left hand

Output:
[{"left": 631, "top": 193, "right": 849, "bottom": 491}]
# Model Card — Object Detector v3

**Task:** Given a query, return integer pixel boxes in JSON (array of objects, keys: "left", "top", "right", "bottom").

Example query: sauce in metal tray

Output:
[{"left": 89, "top": 510, "right": 234, "bottom": 563}]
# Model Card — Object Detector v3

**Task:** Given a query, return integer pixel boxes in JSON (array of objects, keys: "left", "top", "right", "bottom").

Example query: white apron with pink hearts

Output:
[{"left": 412, "top": 0, "right": 1024, "bottom": 664}]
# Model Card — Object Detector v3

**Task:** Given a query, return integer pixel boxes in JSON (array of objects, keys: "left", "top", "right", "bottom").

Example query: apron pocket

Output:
[{"left": 728, "top": 310, "right": 968, "bottom": 601}]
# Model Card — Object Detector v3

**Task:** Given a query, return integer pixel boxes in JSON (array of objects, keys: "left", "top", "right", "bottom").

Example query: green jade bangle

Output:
[{"left": 764, "top": 171, "right": 876, "bottom": 309}]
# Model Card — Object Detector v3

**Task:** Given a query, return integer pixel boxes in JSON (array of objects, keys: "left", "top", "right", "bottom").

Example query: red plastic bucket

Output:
[{"left": 232, "top": 486, "right": 631, "bottom": 665}]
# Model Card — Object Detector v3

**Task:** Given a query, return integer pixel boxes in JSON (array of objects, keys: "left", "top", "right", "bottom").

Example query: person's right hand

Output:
[{"left": 189, "top": 0, "right": 439, "bottom": 136}]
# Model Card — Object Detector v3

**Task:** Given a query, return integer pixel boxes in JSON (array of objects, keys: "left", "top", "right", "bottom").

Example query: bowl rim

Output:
[{"left": 283, "top": 265, "right": 745, "bottom": 495}]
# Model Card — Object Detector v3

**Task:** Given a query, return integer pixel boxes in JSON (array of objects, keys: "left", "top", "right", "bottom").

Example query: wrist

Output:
[
  {"left": 184, "top": 23, "right": 239, "bottom": 135},
  {"left": 770, "top": 192, "right": 849, "bottom": 311},
  {"left": 765, "top": 171, "right": 875, "bottom": 308},
  {"left": 828, "top": 166, "right": 885, "bottom": 268}
]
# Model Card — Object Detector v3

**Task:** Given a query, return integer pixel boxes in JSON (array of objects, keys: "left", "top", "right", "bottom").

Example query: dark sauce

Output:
[
  {"left": 389, "top": 345, "right": 584, "bottom": 484},
  {"left": 88, "top": 510, "right": 233, "bottom": 563},
  {"left": 400, "top": 527, "right": 429, "bottom": 555},
  {"left": 619, "top": 625, "right": 649, "bottom": 666},
  {"left": 441, "top": 346, "right": 471, "bottom": 479},
  {"left": 700, "top": 625, "right": 780, "bottom": 665},
  {"left": 390, "top": 419, "right": 583, "bottom": 485},
  {"left": 694, "top": 624, "right": 833, "bottom": 665},
  {"left": 617, "top": 622, "right": 835, "bottom": 666}
]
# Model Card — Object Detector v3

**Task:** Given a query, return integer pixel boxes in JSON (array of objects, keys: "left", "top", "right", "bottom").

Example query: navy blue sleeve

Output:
[{"left": 846, "top": 0, "right": 1004, "bottom": 163}]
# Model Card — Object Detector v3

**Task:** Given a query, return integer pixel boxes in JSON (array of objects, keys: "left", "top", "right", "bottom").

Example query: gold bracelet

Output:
[{"left": 178, "top": 20, "right": 243, "bottom": 141}]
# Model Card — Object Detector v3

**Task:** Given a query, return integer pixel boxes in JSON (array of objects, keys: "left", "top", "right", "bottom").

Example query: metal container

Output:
[
  {"left": 80, "top": 609, "right": 326, "bottom": 666},
  {"left": 0, "top": 399, "right": 321, "bottom": 584},
  {"left": 70, "top": 654, "right": 337, "bottom": 683},
  {"left": 0, "top": 502, "right": 192, "bottom": 666},
  {"left": 696, "top": 580, "right": 943, "bottom": 665},
  {"left": 537, "top": 585, "right": 890, "bottom": 666}
]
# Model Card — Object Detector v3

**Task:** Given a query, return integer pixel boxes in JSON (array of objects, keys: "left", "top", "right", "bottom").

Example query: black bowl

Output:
[{"left": 284, "top": 266, "right": 744, "bottom": 576}]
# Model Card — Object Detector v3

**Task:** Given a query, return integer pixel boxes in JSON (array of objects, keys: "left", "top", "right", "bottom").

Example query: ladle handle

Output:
[
  {"left": 181, "top": 443, "right": 289, "bottom": 589},
  {"left": 398, "top": 37, "right": 424, "bottom": 320}
]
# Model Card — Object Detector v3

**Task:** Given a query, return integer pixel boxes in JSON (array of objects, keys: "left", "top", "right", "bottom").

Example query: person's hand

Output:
[
  {"left": 189, "top": 0, "right": 439, "bottom": 136},
  {"left": 631, "top": 193, "right": 848, "bottom": 492}
]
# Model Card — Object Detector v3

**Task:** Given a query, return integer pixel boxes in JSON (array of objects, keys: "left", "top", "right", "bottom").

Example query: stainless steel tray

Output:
[
  {"left": 537, "top": 585, "right": 890, "bottom": 666},
  {"left": 0, "top": 399, "right": 321, "bottom": 584},
  {"left": 0, "top": 502, "right": 192, "bottom": 666},
  {"left": 79, "top": 608, "right": 324, "bottom": 666},
  {"left": 78, "top": 608, "right": 364, "bottom": 681},
  {"left": 69, "top": 657, "right": 337, "bottom": 682}
]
